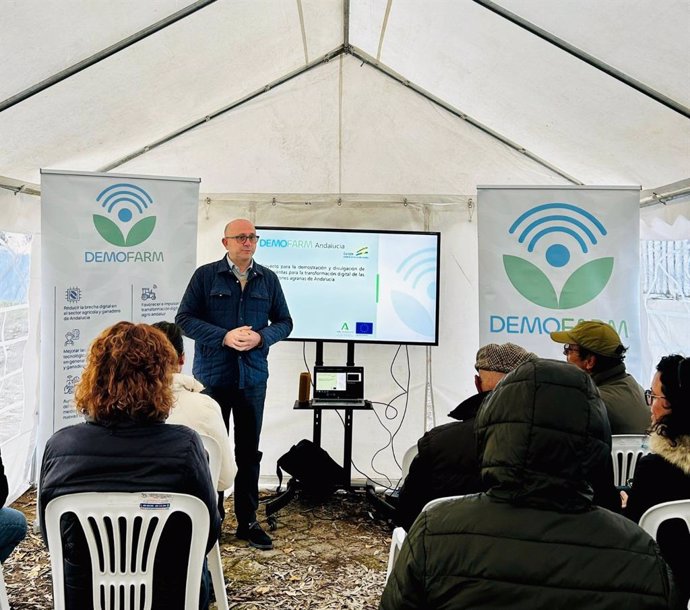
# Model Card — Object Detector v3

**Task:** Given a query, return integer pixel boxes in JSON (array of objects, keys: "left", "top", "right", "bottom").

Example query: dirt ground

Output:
[{"left": 4, "top": 487, "right": 392, "bottom": 609}]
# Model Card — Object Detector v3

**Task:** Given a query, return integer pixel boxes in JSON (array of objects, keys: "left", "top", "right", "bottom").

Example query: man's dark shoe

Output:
[{"left": 236, "top": 521, "right": 273, "bottom": 550}]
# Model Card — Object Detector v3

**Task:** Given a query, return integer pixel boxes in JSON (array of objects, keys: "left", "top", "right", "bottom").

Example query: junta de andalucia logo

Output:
[
  {"left": 503, "top": 203, "right": 613, "bottom": 309},
  {"left": 93, "top": 183, "right": 156, "bottom": 247}
]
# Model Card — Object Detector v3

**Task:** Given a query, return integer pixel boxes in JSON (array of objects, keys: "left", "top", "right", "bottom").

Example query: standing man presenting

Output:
[{"left": 176, "top": 218, "right": 292, "bottom": 550}]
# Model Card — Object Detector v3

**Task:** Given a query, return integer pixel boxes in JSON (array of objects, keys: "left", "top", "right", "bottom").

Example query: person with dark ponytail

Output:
[{"left": 624, "top": 354, "right": 690, "bottom": 604}]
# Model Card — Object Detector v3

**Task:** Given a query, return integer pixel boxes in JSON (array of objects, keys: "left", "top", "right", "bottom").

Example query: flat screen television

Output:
[{"left": 255, "top": 226, "right": 440, "bottom": 345}]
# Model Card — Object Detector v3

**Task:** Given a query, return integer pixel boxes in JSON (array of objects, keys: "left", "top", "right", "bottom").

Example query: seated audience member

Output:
[
  {"left": 381, "top": 359, "right": 679, "bottom": 610},
  {"left": 624, "top": 355, "right": 690, "bottom": 605},
  {"left": 152, "top": 321, "right": 236, "bottom": 511},
  {"left": 0, "top": 450, "right": 27, "bottom": 563},
  {"left": 395, "top": 342, "right": 536, "bottom": 531},
  {"left": 39, "top": 322, "right": 220, "bottom": 610},
  {"left": 550, "top": 320, "right": 649, "bottom": 433}
]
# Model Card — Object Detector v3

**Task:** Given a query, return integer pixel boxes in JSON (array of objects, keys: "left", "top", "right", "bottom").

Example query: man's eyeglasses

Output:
[
  {"left": 563, "top": 344, "right": 580, "bottom": 356},
  {"left": 224, "top": 234, "right": 259, "bottom": 243},
  {"left": 644, "top": 389, "right": 667, "bottom": 406}
]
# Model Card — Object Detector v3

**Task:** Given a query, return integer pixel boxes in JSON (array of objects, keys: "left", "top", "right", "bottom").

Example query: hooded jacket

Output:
[{"left": 381, "top": 359, "right": 678, "bottom": 610}]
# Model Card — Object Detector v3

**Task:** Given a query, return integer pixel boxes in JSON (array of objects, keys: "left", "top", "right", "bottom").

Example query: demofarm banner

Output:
[
  {"left": 477, "top": 186, "right": 641, "bottom": 379},
  {"left": 39, "top": 170, "right": 199, "bottom": 441}
]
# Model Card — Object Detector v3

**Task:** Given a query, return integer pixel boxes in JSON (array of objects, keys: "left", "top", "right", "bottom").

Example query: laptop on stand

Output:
[{"left": 311, "top": 366, "right": 365, "bottom": 407}]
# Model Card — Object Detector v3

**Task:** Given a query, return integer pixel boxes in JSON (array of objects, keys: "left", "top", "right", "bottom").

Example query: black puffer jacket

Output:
[
  {"left": 381, "top": 359, "right": 679, "bottom": 610},
  {"left": 394, "top": 392, "right": 487, "bottom": 531}
]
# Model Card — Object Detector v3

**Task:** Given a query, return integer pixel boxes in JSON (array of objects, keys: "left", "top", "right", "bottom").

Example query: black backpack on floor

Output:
[{"left": 276, "top": 439, "right": 346, "bottom": 496}]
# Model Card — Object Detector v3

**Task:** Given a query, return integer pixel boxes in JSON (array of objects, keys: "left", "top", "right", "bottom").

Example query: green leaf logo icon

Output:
[
  {"left": 503, "top": 255, "right": 559, "bottom": 308},
  {"left": 559, "top": 258, "right": 614, "bottom": 309},
  {"left": 125, "top": 216, "right": 156, "bottom": 246},
  {"left": 503, "top": 255, "right": 614, "bottom": 309},
  {"left": 93, "top": 214, "right": 156, "bottom": 247},
  {"left": 93, "top": 215, "right": 126, "bottom": 247}
]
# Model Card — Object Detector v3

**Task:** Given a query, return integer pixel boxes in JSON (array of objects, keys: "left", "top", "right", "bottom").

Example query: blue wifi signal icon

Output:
[
  {"left": 508, "top": 203, "right": 607, "bottom": 268},
  {"left": 96, "top": 183, "right": 153, "bottom": 223}
]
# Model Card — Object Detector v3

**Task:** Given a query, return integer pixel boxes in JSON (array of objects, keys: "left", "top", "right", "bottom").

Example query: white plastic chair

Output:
[
  {"left": 386, "top": 494, "right": 466, "bottom": 581},
  {"left": 639, "top": 499, "right": 690, "bottom": 539},
  {"left": 199, "top": 434, "right": 230, "bottom": 610},
  {"left": 639, "top": 499, "right": 690, "bottom": 610},
  {"left": 45, "top": 491, "right": 209, "bottom": 610},
  {"left": 400, "top": 444, "right": 419, "bottom": 482},
  {"left": 385, "top": 527, "right": 407, "bottom": 579},
  {"left": 384, "top": 443, "right": 421, "bottom": 578},
  {"left": 611, "top": 434, "right": 650, "bottom": 487},
  {"left": 0, "top": 562, "right": 9, "bottom": 610}
]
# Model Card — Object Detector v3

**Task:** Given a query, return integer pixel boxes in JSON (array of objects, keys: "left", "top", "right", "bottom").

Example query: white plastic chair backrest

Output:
[
  {"left": 386, "top": 494, "right": 467, "bottom": 581},
  {"left": 611, "top": 434, "right": 650, "bottom": 486},
  {"left": 199, "top": 433, "right": 222, "bottom": 488},
  {"left": 45, "top": 491, "right": 209, "bottom": 610},
  {"left": 401, "top": 444, "right": 419, "bottom": 481},
  {"left": 0, "top": 562, "right": 9, "bottom": 610},
  {"left": 198, "top": 433, "right": 230, "bottom": 610},
  {"left": 385, "top": 527, "right": 407, "bottom": 579},
  {"left": 638, "top": 499, "right": 690, "bottom": 540},
  {"left": 421, "top": 494, "right": 467, "bottom": 513}
]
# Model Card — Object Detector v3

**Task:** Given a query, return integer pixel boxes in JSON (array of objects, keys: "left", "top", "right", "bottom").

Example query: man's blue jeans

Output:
[
  {"left": 0, "top": 506, "right": 27, "bottom": 563},
  {"left": 204, "top": 384, "right": 267, "bottom": 526}
]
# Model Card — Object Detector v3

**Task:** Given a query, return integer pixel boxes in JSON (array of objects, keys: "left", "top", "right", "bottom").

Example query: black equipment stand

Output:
[
  {"left": 293, "top": 398, "right": 373, "bottom": 489},
  {"left": 265, "top": 341, "right": 371, "bottom": 528}
]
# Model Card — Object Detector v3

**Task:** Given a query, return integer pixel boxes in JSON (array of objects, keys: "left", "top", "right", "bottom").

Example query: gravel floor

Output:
[{"left": 4, "top": 487, "right": 392, "bottom": 609}]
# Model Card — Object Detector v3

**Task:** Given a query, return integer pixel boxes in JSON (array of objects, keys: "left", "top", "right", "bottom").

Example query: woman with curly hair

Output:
[
  {"left": 39, "top": 321, "right": 220, "bottom": 610},
  {"left": 625, "top": 354, "right": 690, "bottom": 603}
]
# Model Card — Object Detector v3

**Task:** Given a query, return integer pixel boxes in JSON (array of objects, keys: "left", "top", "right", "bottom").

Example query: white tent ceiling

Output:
[{"left": 1, "top": 0, "right": 688, "bottom": 196}]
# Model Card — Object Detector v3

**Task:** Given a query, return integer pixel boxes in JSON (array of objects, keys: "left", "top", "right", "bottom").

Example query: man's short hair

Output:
[
  {"left": 151, "top": 321, "right": 184, "bottom": 358},
  {"left": 475, "top": 343, "right": 537, "bottom": 373}
]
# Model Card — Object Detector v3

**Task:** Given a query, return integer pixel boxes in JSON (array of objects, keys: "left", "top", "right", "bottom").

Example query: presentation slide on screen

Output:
[
  {"left": 256, "top": 228, "right": 439, "bottom": 344},
  {"left": 316, "top": 372, "right": 346, "bottom": 391}
]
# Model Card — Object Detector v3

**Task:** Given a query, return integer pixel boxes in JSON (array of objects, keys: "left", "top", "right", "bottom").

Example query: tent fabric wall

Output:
[
  {"left": 639, "top": 196, "right": 690, "bottom": 388},
  {"left": 0, "top": 189, "right": 41, "bottom": 501},
  {"left": 641, "top": 198, "right": 690, "bottom": 240}
]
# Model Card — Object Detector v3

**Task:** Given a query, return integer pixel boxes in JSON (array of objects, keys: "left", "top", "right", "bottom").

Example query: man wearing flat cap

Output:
[
  {"left": 550, "top": 320, "right": 649, "bottom": 434},
  {"left": 395, "top": 343, "right": 536, "bottom": 531}
]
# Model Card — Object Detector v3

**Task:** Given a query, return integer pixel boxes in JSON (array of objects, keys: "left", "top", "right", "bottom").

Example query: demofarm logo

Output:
[
  {"left": 94, "top": 183, "right": 156, "bottom": 247},
  {"left": 503, "top": 203, "right": 613, "bottom": 309}
]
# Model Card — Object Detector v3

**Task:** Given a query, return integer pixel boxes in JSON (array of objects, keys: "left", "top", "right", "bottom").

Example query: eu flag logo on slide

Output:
[{"left": 356, "top": 322, "right": 373, "bottom": 335}]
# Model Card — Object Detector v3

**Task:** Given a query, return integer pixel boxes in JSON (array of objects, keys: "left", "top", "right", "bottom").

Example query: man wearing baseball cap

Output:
[
  {"left": 395, "top": 343, "right": 536, "bottom": 530},
  {"left": 550, "top": 320, "right": 649, "bottom": 434}
]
